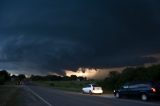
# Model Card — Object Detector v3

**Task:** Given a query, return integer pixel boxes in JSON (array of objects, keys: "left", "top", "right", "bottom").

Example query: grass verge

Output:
[
  {"left": 0, "top": 85, "right": 22, "bottom": 106},
  {"left": 33, "top": 81, "right": 113, "bottom": 94}
]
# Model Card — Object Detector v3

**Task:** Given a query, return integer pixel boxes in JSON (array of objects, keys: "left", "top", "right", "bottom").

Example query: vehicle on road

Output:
[
  {"left": 113, "top": 81, "right": 160, "bottom": 101},
  {"left": 82, "top": 84, "right": 103, "bottom": 95}
]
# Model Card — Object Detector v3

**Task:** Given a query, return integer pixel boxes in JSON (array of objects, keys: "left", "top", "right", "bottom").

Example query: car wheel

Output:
[
  {"left": 82, "top": 90, "right": 85, "bottom": 94},
  {"left": 115, "top": 92, "right": 120, "bottom": 98},
  {"left": 141, "top": 94, "right": 148, "bottom": 101},
  {"left": 89, "top": 90, "right": 92, "bottom": 95}
]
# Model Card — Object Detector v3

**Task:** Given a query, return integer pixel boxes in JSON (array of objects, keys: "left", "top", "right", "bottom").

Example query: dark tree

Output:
[
  {"left": 17, "top": 74, "right": 26, "bottom": 81},
  {"left": 70, "top": 75, "right": 78, "bottom": 80},
  {"left": 0, "top": 70, "right": 10, "bottom": 84}
]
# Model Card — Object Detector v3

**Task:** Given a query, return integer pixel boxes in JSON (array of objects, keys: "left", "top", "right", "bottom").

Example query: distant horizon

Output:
[{"left": 5, "top": 62, "right": 160, "bottom": 79}]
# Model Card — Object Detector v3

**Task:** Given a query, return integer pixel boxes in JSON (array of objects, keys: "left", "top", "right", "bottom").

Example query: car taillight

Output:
[{"left": 151, "top": 88, "right": 156, "bottom": 93}]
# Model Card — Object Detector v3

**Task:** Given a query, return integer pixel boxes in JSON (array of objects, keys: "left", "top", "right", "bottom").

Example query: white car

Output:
[{"left": 82, "top": 84, "right": 103, "bottom": 94}]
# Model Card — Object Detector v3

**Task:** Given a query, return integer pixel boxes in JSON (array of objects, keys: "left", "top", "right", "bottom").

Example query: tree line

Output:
[
  {"left": 0, "top": 70, "right": 87, "bottom": 85},
  {"left": 0, "top": 70, "right": 26, "bottom": 85},
  {"left": 98, "top": 65, "right": 160, "bottom": 90},
  {"left": 30, "top": 75, "right": 87, "bottom": 81}
]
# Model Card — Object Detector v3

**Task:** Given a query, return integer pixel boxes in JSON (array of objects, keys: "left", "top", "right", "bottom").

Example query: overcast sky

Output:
[{"left": 0, "top": 0, "right": 160, "bottom": 75}]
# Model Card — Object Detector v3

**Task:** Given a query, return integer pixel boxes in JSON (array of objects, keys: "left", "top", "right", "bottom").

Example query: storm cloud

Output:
[{"left": 0, "top": 0, "right": 160, "bottom": 75}]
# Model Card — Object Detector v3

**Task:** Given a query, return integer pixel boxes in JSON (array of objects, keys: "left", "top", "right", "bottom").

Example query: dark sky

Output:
[{"left": 0, "top": 0, "right": 160, "bottom": 75}]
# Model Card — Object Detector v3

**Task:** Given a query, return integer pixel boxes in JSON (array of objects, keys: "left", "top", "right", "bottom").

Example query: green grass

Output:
[
  {"left": 33, "top": 80, "right": 113, "bottom": 93},
  {"left": 34, "top": 80, "right": 95, "bottom": 91},
  {"left": 0, "top": 85, "right": 22, "bottom": 106}
]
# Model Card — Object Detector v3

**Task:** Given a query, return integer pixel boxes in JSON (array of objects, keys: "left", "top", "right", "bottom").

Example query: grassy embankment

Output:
[
  {"left": 34, "top": 80, "right": 112, "bottom": 94},
  {"left": 0, "top": 83, "right": 23, "bottom": 106}
]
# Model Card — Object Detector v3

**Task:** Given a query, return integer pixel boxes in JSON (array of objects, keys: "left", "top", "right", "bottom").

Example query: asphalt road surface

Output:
[{"left": 21, "top": 85, "right": 159, "bottom": 106}]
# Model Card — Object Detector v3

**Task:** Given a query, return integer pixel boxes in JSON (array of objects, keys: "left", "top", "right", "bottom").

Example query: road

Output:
[{"left": 20, "top": 85, "right": 159, "bottom": 106}]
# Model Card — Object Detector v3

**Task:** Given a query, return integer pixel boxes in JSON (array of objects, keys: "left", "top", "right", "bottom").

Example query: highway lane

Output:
[{"left": 22, "top": 85, "right": 159, "bottom": 106}]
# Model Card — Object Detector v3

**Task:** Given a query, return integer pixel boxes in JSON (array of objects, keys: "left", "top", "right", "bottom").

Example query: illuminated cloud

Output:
[{"left": 65, "top": 67, "right": 125, "bottom": 79}]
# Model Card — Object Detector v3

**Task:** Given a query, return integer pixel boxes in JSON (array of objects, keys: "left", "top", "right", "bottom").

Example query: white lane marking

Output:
[{"left": 27, "top": 87, "right": 52, "bottom": 106}]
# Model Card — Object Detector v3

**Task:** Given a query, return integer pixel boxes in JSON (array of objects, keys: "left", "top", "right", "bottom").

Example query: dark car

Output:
[{"left": 114, "top": 81, "right": 160, "bottom": 101}]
